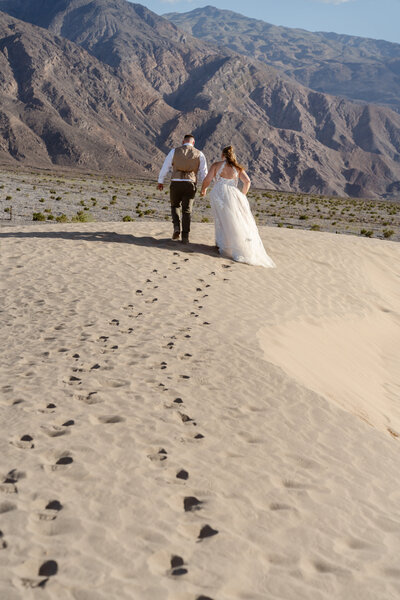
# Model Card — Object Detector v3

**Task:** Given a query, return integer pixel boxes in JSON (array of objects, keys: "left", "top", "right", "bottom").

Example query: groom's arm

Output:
[
  {"left": 157, "top": 149, "right": 175, "bottom": 191},
  {"left": 197, "top": 152, "right": 208, "bottom": 186}
]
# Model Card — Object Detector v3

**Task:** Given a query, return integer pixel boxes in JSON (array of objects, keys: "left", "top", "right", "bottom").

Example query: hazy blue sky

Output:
[{"left": 136, "top": 0, "right": 400, "bottom": 44}]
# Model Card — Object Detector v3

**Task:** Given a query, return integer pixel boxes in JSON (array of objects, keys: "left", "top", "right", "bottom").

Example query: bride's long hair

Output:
[{"left": 222, "top": 145, "right": 245, "bottom": 172}]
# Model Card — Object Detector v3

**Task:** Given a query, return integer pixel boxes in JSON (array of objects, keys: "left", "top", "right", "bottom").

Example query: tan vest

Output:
[{"left": 172, "top": 145, "right": 201, "bottom": 183}]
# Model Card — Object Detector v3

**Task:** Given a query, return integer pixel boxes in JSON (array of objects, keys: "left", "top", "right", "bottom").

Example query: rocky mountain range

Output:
[
  {"left": 166, "top": 6, "right": 400, "bottom": 114},
  {"left": 0, "top": 0, "right": 400, "bottom": 198}
]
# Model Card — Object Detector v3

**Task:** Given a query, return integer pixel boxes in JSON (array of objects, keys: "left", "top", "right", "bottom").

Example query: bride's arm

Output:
[
  {"left": 200, "top": 164, "right": 217, "bottom": 196},
  {"left": 239, "top": 170, "right": 251, "bottom": 195}
]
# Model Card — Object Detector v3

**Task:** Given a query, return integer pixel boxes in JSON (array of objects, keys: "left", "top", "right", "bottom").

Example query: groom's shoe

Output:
[{"left": 172, "top": 230, "right": 180, "bottom": 240}]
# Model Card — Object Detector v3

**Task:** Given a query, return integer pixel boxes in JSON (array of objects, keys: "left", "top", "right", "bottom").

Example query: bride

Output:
[{"left": 200, "top": 146, "right": 276, "bottom": 268}]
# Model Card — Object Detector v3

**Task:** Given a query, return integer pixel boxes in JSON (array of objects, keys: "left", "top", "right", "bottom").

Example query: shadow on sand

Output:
[{"left": 0, "top": 229, "right": 219, "bottom": 258}]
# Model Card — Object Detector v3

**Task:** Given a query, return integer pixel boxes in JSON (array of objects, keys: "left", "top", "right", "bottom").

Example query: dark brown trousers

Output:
[{"left": 170, "top": 181, "right": 197, "bottom": 237}]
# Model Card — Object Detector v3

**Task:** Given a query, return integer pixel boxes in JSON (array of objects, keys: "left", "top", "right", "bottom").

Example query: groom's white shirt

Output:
[{"left": 158, "top": 143, "right": 208, "bottom": 184}]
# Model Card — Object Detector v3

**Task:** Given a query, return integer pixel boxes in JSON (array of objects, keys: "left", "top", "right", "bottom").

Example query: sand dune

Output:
[{"left": 1, "top": 222, "right": 400, "bottom": 600}]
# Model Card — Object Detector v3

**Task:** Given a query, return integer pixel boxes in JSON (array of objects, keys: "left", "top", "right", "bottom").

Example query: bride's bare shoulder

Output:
[{"left": 211, "top": 160, "right": 224, "bottom": 170}]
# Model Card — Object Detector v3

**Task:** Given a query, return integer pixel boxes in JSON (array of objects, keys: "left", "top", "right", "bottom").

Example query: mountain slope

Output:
[
  {"left": 0, "top": 0, "right": 219, "bottom": 96},
  {"left": 165, "top": 6, "right": 400, "bottom": 114},
  {"left": 1, "top": 1, "right": 400, "bottom": 198},
  {"left": 0, "top": 11, "right": 175, "bottom": 171}
]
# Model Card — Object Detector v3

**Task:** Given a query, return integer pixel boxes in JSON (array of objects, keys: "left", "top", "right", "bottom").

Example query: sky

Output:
[{"left": 135, "top": 0, "right": 400, "bottom": 44}]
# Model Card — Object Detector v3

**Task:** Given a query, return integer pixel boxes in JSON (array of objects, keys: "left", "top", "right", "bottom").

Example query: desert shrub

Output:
[
  {"left": 201, "top": 217, "right": 210, "bottom": 223},
  {"left": 122, "top": 215, "right": 133, "bottom": 222},
  {"left": 56, "top": 196, "right": 62, "bottom": 201},
  {"left": 39, "top": 198, "right": 45, "bottom": 203},
  {"left": 56, "top": 214, "right": 68, "bottom": 223},
  {"left": 4, "top": 207, "right": 10, "bottom": 213},
  {"left": 6, "top": 195, "right": 12, "bottom": 200},
  {"left": 33, "top": 212, "right": 45, "bottom": 221},
  {"left": 102, "top": 206, "right": 109, "bottom": 210},
  {"left": 47, "top": 214, "right": 54, "bottom": 220},
  {"left": 383, "top": 229, "right": 395, "bottom": 239},
  {"left": 71, "top": 210, "right": 94, "bottom": 223},
  {"left": 299, "top": 215, "right": 308, "bottom": 220},
  {"left": 360, "top": 229, "right": 373, "bottom": 237},
  {"left": 310, "top": 224, "right": 321, "bottom": 231}
]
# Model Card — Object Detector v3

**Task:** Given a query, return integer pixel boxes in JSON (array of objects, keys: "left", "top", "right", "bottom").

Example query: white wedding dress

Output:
[{"left": 209, "top": 162, "right": 276, "bottom": 268}]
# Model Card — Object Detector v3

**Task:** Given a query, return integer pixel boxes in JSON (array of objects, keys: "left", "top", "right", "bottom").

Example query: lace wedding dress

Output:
[{"left": 209, "top": 162, "right": 276, "bottom": 268}]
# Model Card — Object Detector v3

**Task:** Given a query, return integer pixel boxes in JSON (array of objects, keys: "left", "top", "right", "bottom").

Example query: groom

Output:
[{"left": 157, "top": 134, "right": 208, "bottom": 243}]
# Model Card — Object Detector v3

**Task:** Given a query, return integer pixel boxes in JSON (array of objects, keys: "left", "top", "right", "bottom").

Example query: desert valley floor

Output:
[{"left": 1, "top": 168, "right": 399, "bottom": 242}]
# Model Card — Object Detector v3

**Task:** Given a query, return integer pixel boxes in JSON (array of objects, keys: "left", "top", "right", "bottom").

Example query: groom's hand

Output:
[{"left": 157, "top": 183, "right": 164, "bottom": 191}]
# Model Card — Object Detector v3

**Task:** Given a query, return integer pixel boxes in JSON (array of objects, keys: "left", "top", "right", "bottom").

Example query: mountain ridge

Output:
[
  {"left": 165, "top": 6, "right": 400, "bottom": 114},
  {"left": 1, "top": 0, "right": 400, "bottom": 198}
]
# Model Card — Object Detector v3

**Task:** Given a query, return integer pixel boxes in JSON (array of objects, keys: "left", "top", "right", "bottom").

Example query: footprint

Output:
[
  {"left": 0, "top": 530, "right": 7, "bottom": 549},
  {"left": 176, "top": 469, "right": 189, "bottom": 480},
  {"left": 78, "top": 392, "right": 101, "bottom": 405},
  {"left": 39, "top": 500, "right": 63, "bottom": 521},
  {"left": 198, "top": 525, "right": 218, "bottom": 540},
  {"left": 41, "top": 425, "right": 68, "bottom": 438},
  {"left": 283, "top": 480, "right": 311, "bottom": 490},
  {"left": 12, "top": 434, "right": 34, "bottom": 449},
  {"left": 52, "top": 455, "right": 73, "bottom": 470},
  {"left": 62, "top": 420, "right": 75, "bottom": 427},
  {"left": 174, "top": 398, "right": 183, "bottom": 404},
  {"left": 148, "top": 449, "right": 168, "bottom": 462},
  {"left": 170, "top": 555, "right": 187, "bottom": 576},
  {"left": 179, "top": 412, "right": 194, "bottom": 424},
  {"left": 313, "top": 560, "right": 350, "bottom": 575},
  {"left": 1, "top": 469, "right": 25, "bottom": 493},
  {"left": 194, "top": 433, "right": 204, "bottom": 439},
  {"left": 270, "top": 503, "right": 294, "bottom": 511},
  {"left": 38, "top": 560, "right": 58, "bottom": 578},
  {"left": 0, "top": 501, "right": 16, "bottom": 513},
  {"left": 97, "top": 415, "right": 125, "bottom": 424},
  {"left": 46, "top": 500, "right": 63, "bottom": 511},
  {"left": 184, "top": 497, "right": 203, "bottom": 512}
]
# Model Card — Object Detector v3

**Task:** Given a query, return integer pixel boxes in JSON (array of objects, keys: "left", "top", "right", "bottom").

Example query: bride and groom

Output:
[{"left": 157, "top": 134, "right": 275, "bottom": 268}]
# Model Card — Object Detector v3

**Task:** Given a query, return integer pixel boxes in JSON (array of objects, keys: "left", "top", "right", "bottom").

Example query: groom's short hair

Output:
[{"left": 183, "top": 134, "right": 195, "bottom": 143}]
